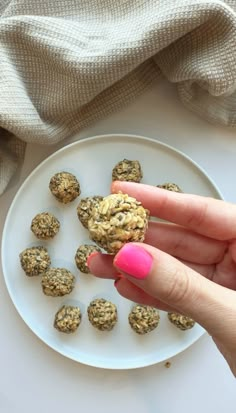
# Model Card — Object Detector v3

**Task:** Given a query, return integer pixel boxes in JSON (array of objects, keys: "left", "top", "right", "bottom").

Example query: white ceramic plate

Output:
[{"left": 2, "top": 134, "right": 223, "bottom": 369}]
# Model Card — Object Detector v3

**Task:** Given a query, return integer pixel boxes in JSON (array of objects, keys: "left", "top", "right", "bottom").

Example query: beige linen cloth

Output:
[{"left": 0, "top": 0, "right": 236, "bottom": 194}]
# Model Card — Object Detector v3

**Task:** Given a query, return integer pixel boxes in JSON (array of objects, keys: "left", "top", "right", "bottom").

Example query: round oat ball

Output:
[
  {"left": 88, "top": 193, "right": 149, "bottom": 254},
  {"left": 87, "top": 298, "right": 117, "bottom": 331},
  {"left": 75, "top": 244, "right": 101, "bottom": 273},
  {"left": 54, "top": 305, "right": 82, "bottom": 333},
  {"left": 31, "top": 212, "right": 60, "bottom": 240},
  {"left": 77, "top": 196, "right": 103, "bottom": 228},
  {"left": 19, "top": 246, "right": 51, "bottom": 276},
  {"left": 112, "top": 159, "right": 143, "bottom": 182},
  {"left": 168, "top": 312, "right": 195, "bottom": 330},
  {"left": 49, "top": 171, "right": 81, "bottom": 203},
  {"left": 128, "top": 305, "right": 160, "bottom": 335},
  {"left": 157, "top": 183, "right": 182, "bottom": 192},
  {"left": 41, "top": 268, "right": 75, "bottom": 297}
]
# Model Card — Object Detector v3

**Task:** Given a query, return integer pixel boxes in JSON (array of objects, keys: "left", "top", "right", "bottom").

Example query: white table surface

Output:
[{"left": 0, "top": 79, "right": 235, "bottom": 413}]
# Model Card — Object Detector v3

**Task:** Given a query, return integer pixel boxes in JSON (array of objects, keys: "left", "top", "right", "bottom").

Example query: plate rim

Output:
[{"left": 1, "top": 133, "right": 224, "bottom": 369}]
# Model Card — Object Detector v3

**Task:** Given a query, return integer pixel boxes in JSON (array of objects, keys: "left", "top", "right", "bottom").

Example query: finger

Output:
[
  {"left": 87, "top": 249, "right": 215, "bottom": 281},
  {"left": 145, "top": 221, "right": 226, "bottom": 264},
  {"left": 87, "top": 252, "right": 118, "bottom": 279},
  {"left": 213, "top": 243, "right": 236, "bottom": 290},
  {"left": 180, "top": 260, "right": 215, "bottom": 279},
  {"left": 112, "top": 181, "right": 236, "bottom": 241},
  {"left": 113, "top": 242, "right": 236, "bottom": 336},
  {"left": 114, "top": 278, "right": 177, "bottom": 312}
]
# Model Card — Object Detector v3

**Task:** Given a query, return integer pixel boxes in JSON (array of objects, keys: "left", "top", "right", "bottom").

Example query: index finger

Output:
[{"left": 111, "top": 181, "right": 236, "bottom": 241}]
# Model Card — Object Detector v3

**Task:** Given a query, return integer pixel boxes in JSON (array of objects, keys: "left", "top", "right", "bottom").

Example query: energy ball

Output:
[
  {"left": 41, "top": 268, "right": 75, "bottom": 297},
  {"left": 88, "top": 193, "right": 149, "bottom": 254},
  {"left": 168, "top": 312, "right": 195, "bottom": 331},
  {"left": 49, "top": 171, "right": 81, "bottom": 203},
  {"left": 128, "top": 305, "right": 160, "bottom": 335},
  {"left": 77, "top": 196, "right": 103, "bottom": 229},
  {"left": 54, "top": 305, "right": 81, "bottom": 333},
  {"left": 87, "top": 298, "right": 117, "bottom": 331},
  {"left": 74, "top": 244, "right": 101, "bottom": 273},
  {"left": 31, "top": 212, "right": 60, "bottom": 240},
  {"left": 112, "top": 159, "right": 143, "bottom": 182},
  {"left": 19, "top": 246, "right": 51, "bottom": 276},
  {"left": 157, "top": 183, "right": 182, "bottom": 192}
]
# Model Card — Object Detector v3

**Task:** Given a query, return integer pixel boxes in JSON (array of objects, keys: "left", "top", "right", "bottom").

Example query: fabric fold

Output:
[{"left": 0, "top": 0, "right": 236, "bottom": 194}]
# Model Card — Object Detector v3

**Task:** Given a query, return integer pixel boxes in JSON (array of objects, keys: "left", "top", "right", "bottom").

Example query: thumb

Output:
[{"left": 113, "top": 243, "right": 236, "bottom": 336}]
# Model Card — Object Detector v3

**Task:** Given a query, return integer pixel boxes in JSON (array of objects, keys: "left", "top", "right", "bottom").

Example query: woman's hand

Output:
[{"left": 88, "top": 181, "right": 236, "bottom": 376}]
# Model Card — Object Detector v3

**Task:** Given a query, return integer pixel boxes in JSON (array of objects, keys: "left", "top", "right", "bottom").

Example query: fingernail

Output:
[
  {"left": 114, "top": 244, "right": 153, "bottom": 280},
  {"left": 86, "top": 251, "right": 100, "bottom": 269}
]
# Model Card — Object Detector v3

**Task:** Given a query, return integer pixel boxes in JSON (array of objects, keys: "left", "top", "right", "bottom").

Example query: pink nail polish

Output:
[{"left": 114, "top": 244, "right": 153, "bottom": 280}]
